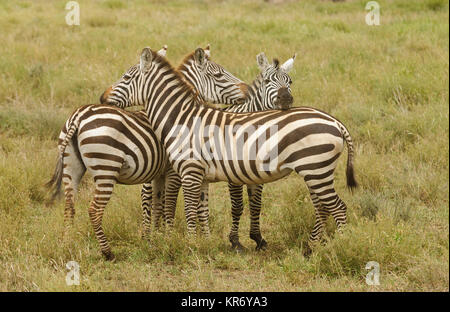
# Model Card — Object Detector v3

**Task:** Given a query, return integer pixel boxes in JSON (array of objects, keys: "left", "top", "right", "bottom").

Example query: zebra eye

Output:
[
  {"left": 264, "top": 79, "right": 270, "bottom": 84},
  {"left": 123, "top": 74, "right": 132, "bottom": 81},
  {"left": 213, "top": 73, "right": 222, "bottom": 78}
]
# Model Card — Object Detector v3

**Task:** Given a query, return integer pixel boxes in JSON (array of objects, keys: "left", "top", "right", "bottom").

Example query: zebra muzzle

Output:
[{"left": 276, "top": 88, "right": 293, "bottom": 110}]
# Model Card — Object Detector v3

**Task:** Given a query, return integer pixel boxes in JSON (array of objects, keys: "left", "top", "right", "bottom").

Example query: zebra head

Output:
[
  {"left": 256, "top": 52, "right": 295, "bottom": 110},
  {"left": 101, "top": 45, "right": 248, "bottom": 108},
  {"left": 178, "top": 45, "right": 248, "bottom": 105},
  {"left": 99, "top": 45, "right": 170, "bottom": 108}
]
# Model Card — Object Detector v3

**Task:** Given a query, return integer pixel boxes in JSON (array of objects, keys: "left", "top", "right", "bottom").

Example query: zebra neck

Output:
[
  {"left": 142, "top": 67, "right": 201, "bottom": 143},
  {"left": 224, "top": 76, "right": 264, "bottom": 113},
  {"left": 177, "top": 57, "right": 207, "bottom": 102}
]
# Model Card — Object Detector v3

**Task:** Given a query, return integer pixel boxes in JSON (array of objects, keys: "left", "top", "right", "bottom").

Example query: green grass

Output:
[{"left": 0, "top": 0, "right": 448, "bottom": 291}]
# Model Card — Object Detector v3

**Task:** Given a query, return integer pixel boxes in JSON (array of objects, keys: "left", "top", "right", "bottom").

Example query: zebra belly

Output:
[{"left": 203, "top": 159, "right": 292, "bottom": 184}]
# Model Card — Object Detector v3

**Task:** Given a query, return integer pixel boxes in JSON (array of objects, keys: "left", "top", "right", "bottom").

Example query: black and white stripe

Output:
[
  {"left": 102, "top": 48, "right": 357, "bottom": 257},
  {"left": 222, "top": 53, "right": 296, "bottom": 251},
  {"left": 47, "top": 47, "right": 248, "bottom": 260}
]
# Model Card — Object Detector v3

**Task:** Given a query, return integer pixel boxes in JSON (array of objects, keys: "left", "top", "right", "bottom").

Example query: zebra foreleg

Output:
[
  {"left": 163, "top": 168, "right": 181, "bottom": 231},
  {"left": 152, "top": 176, "right": 165, "bottom": 232},
  {"left": 197, "top": 181, "right": 210, "bottom": 236},
  {"left": 228, "top": 183, "right": 246, "bottom": 251},
  {"left": 181, "top": 171, "right": 204, "bottom": 236},
  {"left": 140, "top": 183, "right": 152, "bottom": 239},
  {"left": 248, "top": 184, "right": 267, "bottom": 251}
]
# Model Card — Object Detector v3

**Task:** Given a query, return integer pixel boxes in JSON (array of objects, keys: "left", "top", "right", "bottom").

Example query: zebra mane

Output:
[
  {"left": 150, "top": 50, "right": 205, "bottom": 106},
  {"left": 176, "top": 49, "right": 212, "bottom": 72},
  {"left": 177, "top": 52, "right": 194, "bottom": 71}
]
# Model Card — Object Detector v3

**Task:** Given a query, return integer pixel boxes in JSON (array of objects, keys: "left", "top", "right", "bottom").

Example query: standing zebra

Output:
[
  {"left": 46, "top": 46, "right": 248, "bottom": 260},
  {"left": 152, "top": 51, "right": 297, "bottom": 251},
  {"left": 222, "top": 53, "right": 296, "bottom": 251},
  {"left": 101, "top": 47, "right": 357, "bottom": 257}
]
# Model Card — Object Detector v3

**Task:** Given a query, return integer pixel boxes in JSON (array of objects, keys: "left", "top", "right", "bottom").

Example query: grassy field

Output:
[{"left": 0, "top": 0, "right": 448, "bottom": 291}]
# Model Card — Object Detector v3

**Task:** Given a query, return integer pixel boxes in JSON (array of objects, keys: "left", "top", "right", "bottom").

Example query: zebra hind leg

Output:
[
  {"left": 61, "top": 144, "right": 86, "bottom": 236},
  {"left": 88, "top": 180, "right": 116, "bottom": 261},
  {"left": 247, "top": 184, "right": 267, "bottom": 251},
  {"left": 228, "top": 183, "right": 246, "bottom": 252},
  {"left": 303, "top": 189, "right": 330, "bottom": 257},
  {"left": 304, "top": 179, "right": 348, "bottom": 257},
  {"left": 63, "top": 180, "right": 76, "bottom": 232},
  {"left": 312, "top": 183, "right": 348, "bottom": 233}
]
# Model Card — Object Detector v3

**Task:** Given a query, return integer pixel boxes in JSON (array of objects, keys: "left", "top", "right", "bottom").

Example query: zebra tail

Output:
[
  {"left": 339, "top": 122, "right": 358, "bottom": 191},
  {"left": 45, "top": 112, "right": 81, "bottom": 202},
  {"left": 45, "top": 154, "right": 64, "bottom": 202},
  {"left": 346, "top": 149, "right": 358, "bottom": 191}
]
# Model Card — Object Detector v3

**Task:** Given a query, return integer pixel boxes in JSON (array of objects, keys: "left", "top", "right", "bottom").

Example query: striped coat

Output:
[
  {"left": 46, "top": 47, "right": 248, "bottom": 260},
  {"left": 101, "top": 48, "right": 357, "bottom": 257}
]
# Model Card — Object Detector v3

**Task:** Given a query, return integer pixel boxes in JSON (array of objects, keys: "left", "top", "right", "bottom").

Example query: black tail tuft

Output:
[
  {"left": 45, "top": 155, "right": 64, "bottom": 203},
  {"left": 346, "top": 161, "right": 358, "bottom": 191}
]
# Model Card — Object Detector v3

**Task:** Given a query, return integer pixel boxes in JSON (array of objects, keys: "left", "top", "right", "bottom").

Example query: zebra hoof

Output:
[
  {"left": 103, "top": 251, "right": 116, "bottom": 261},
  {"left": 255, "top": 239, "right": 268, "bottom": 251},
  {"left": 231, "top": 241, "right": 247, "bottom": 253},
  {"left": 302, "top": 245, "right": 312, "bottom": 258}
]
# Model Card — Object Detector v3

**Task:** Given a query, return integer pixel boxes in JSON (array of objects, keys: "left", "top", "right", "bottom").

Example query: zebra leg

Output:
[
  {"left": 62, "top": 142, "right": 85, "bottom": 233},
  {"left": 181, "top": 170, "right": 204, "bottom": 235},
  {"left": 304, "top": 178, "right": 348, "bottom": 256},
  {"left": 228, "top": 183, "right": 246, "bottom": 251},
  {"left": 309, "top": 179, "right": 348, "bottom": 232},
  {"left": 197, "top": 181, "right": 210, "bottom": 236},
  {"left": 304, "top": 189, "right": 330, "bottom": 256},
  {"left": 248, "top": 184, "right": 267, "bottom": 251},
  {"left": 163, "top": 168, "right": 181, "bottom": 230},
  {"left": 326, "top": 191, "right": 348, "bottom": 232},
  {"left": 63, "top": 178, "right": 76, "bottom": 231},
  {"left": 88, "top": 180, "right": 116, "bottom": 261},
  {"left": 141, "top": 183, "right": 152, "bottom": 239},
  {"left": 152, "top": 176, "right": 165, "bottom": 231}
]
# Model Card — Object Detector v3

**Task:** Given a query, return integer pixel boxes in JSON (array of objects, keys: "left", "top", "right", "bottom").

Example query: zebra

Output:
[
  {"left": 101, "top": 47, "right": 358, "bottom": 257},
  {"left": 222, "top": 53, "right": 296, "bottom": 251},
  {"left": 46, "top": 46, "right": 248, "bottom": 260},
  {"left": 153, "top": 51, "right": 297, "bottom": 251}
]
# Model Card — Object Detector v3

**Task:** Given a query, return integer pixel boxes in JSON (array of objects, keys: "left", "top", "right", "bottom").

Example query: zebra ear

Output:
[
  {"left": 256, "top": 52, "right": 270, "bottom": 71},
  {"left": 140, "top": 47, "right": 153, "bottom": 73},
  {"left": 273, "top": 58, "right": 280, "bottom": 69},
  {"left": 204, "top": 44, "right": 211, "bottom": 58},
  {"left": 280, "top": 53, "right": 296, "bottom": 73},
  {"left": 157, "top": 45, "right": 168, "bottom": 57},
  {"left": 194, "top": 48, "right": 207, "bottom": 69}
]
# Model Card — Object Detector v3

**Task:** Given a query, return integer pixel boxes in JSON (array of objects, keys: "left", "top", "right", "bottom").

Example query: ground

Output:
[{"left": 0, "top": 0, "right": 448, "bottom": 291}]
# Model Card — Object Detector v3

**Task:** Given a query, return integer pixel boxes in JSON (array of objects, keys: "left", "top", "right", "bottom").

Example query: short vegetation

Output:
[{"left": 0, "top": 0, "right": 448, "bottom": 291}]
